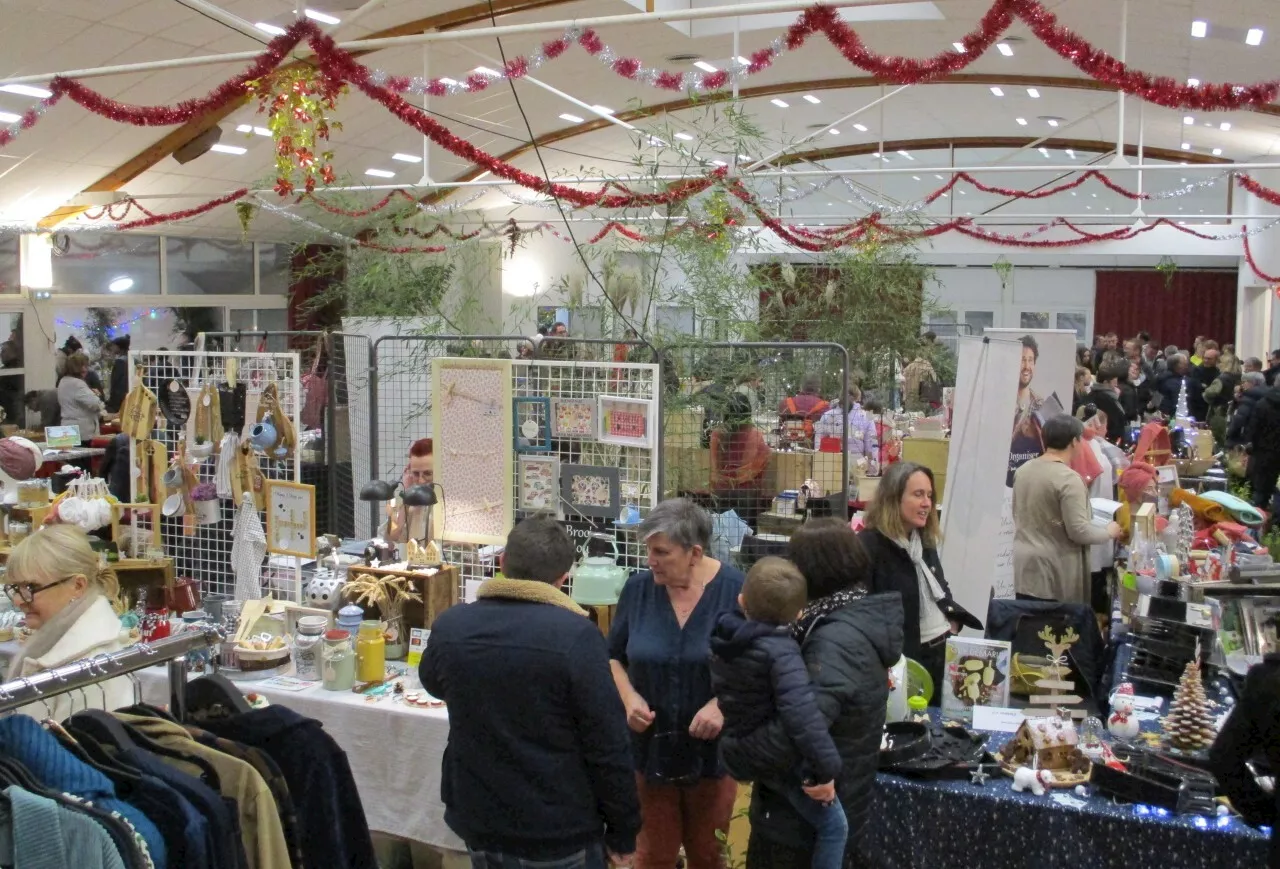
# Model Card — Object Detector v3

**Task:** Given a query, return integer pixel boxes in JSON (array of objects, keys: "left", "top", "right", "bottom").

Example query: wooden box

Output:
[{"left": 343, "top": 563, "right": 460, "bottom": 630}]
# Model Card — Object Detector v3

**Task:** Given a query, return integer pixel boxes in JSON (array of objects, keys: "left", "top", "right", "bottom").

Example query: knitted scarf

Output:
[
  {"left": 891, "top": 531, "right": 948, "bottom": 604},
  {"left": 792, "top": 586, "right": 867, "bottom": 643},
  {"left": 9, "top": 591, "right": 102, "bottom": 678}
]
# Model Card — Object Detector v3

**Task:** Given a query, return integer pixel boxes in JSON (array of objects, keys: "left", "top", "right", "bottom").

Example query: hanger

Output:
[
  {"left": 119, "top": 702, "right": 180, "bottom": 725},
  {"left": 184, "top": 673, "right": 252, "bottom": 718},
  {"left": 54, "top": 720, "right": 145, "bottom": 787}
]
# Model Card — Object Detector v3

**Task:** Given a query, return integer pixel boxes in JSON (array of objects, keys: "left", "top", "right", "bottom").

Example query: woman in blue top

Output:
[{"left": 609, "top": 498, "right": 746, "bottom": 869}]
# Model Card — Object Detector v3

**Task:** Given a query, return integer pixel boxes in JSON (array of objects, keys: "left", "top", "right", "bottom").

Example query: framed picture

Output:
[
  {"left": 514, "top": 397, "right": 552, "bottom": 453},
  {"left": 552, "top": 398, "right": 595, "bottom": 438},
  {"left": 940, "top": 637, "right": 1012, "bottom": 725},
  {"left": 597, "top": 395, "right": 655, "bottom": 448},
  {"left": 560, "top": 464, "right": 621, "bottom": 520},
  {"left": 265, "top": 481, "right": 316, "bottom": 558},
  {"left": 518, "top": 455, "right": 561, "bottom": 516}
]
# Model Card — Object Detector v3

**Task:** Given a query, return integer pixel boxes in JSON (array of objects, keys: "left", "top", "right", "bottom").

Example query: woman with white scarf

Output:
[{"left": 858, "top": 462, "right": 982, "bottom": 694}]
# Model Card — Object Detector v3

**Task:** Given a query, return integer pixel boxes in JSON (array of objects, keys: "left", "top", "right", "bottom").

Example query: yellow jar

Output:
[{"left": 356, "top": 620, "right": 386, "bottom": 683}]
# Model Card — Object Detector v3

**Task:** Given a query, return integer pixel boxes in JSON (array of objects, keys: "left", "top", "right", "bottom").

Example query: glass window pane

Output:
[
  {"left": 259, "top": 244, "right": 292, "bottom": 295},
  {"left": 258, "top": 309, "right": 287, "bottom": 332},
  {"left": 51, "top": 235, "right": 160, "bottom": 295},
  {"left": 1056, "top": 311, "right": 1087, "bottom": 341},
  {"left": 1020, "top": 311, "right": 1051, "bottom": 330},
  {"left": 166, "top": 238, "right": 253, "bottom": 295},
  {"left": 0, "top": 233, "right": 18, "bottom": 295},
  {"left": 656, "top": 305, "right": 695, "bottom": 336},
  {"left": 928, "top": 311, "right": 958, "bottom": 337},
  {"left": 964, "top": 311, "right": 995, "bottom": 335},
  {"left": 571, "top": 306, "right": 605, "bottom": 339}
]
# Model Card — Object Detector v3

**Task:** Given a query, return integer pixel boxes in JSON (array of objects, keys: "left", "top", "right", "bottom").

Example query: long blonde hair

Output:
[
  {"left": 863, "top": 461, "right": 942, "bottom": 547},
  {"left": 9, "top": 525, "right": 120, "bottom": 606}
]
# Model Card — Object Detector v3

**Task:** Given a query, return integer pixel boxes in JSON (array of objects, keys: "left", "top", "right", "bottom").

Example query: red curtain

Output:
[{"left": 1094, "top": 270, "right": 1237, "bottom": 349}]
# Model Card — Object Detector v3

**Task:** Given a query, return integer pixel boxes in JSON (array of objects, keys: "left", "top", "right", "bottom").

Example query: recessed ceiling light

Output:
[
  {"left": 803, "top": 94, "right": 821, "bottom": 104},
  {"left": 771, "top": 98, "right": 789, "bottom": 108},
  {"left": 210, "top": 143, "right": 246, "bottom": 155},
  {"left": 0, "top": 84, "right": 53, "bottom": 99},
  {"left": 1220, "top": 121, "right": 1231, "bottom": 131},
  {"left": 675, "top": 132, "right": 694, "bottom": 141},
  {"left": 871, "top": 152, "right": 880, "bottom": 158},
  {"left": 739, "top": 154, "right": 751, "bottom": 160},
  {"left": 997, "top": 42, "right": 1014, "bottom": 56},
  {"left": 1070, "top": 191, "right": 1077, "bottom": 196},
  {"left": 1190, "top": 20, "right": 1207, "bottom": 38},
  {"left": 898, "top": 150, "right": 914, "bottom": 160},
  {"left": 912, "top": 176, "right": 921, "bottom": 181},
  {"left": 1212, "top": 147, "right": 1223, "bottom": 156},
  {"left": 829, "top": 128, "right": 840, "bottom": 135},
  {"left": 1066, "top": 149, "right": 1076, "bottom": 158},
  {"left": 693, "top": 61, "right": 717, "bottom": 73},
  {"left": 365, "top": 168, "right": 395, "bottom": 178},
  {"left": 592, "top": 105, "right": 613, "bottom": 115},
  {"left": 1039, "top": 147, "right": 1050, "bottom": 157},
  {"left": 559, "top": 113, "right": 584, "bottom": 123},
  {"left": 935, "top": 174, "right": 945, "bottom": 180},
  {"left": 736, "top": 56, "right": 749, "bottom": 65},
  {"left": 1183, "top": 116, "right": 1194, "bottom": 125},
  {"left": 826, "top": 202, "right": 833, "bottom": 207},
  {"left": 1026, "top": 88, "right": 1040, "bottom": 98},
  {"left": 712, "top": 159, "right": 727, "bottom": 166},
  {"left": 1181, "top": 143, "right": 1191, "bottom": 150},
  {"left": 0, "top": 112, "right": 19, "bottom": 123},
  {"left": 1091, "top": 192, "right": 1097, "bottom": 198},
  {"left": 473, "top": 66, "right": 498, "bottom": 76},
  {"left": 107, "top": 277, "right": 133, "bottom": 293},
  {"left": 392, "top": 153, "right": 421, "bottom": 162},
  {"left": 953, "top": 42, "right": 966, "bottom": 52},
  {"left": 1187, "top": 78, "right": 1200, "bottom": 86},
  {"left": 439, "top": 77, "right": 458, "bottom": 85},
  {"left": 853, "top": 123, "right": 868, "bottom": 132},
  {"left": 1046, "top": 118, "right": 1059, "bottom": 127},
  {"left": 1016, "top": 117, "right": 1028, "bottom": 125},
  {"left": 254, "top": 22, "right": 286, "bottom": 35},
  {"left": 990, "top": 86, "right": 1004, "bottom": 96},
  {"left": 958, "top": 189, "right": 966, "bottom": 195},
  {"left": 304, "top": 8, "right": 340, "bottom": 24},
  {"left": 1246, "top": 28, "right": 1264, "bottom": 46}
]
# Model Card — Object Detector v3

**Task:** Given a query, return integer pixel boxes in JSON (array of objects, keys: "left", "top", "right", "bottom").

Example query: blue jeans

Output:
[
  {"left": 468, "top": 842, "right": 608, "bottom": 869},
  {"left": 782, "top": 787, "right": 848, "bottom": 869}
]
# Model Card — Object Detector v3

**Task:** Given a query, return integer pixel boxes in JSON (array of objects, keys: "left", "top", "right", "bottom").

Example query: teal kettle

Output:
[{"left": 570, "top": 533, "right": 629, "bottom": 607}]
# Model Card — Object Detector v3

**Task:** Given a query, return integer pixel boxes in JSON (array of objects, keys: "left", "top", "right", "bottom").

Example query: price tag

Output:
[{"left": 972, "top": 706, "right": 1026, "bottom": 733}]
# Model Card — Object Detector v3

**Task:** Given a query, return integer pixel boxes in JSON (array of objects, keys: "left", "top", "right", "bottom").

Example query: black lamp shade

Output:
[
  {"left": 402, "top": 484, "right": 437, "bottom": 508},
  {"left": 359, "top": 479, "right": 398, "bottom": 502}
]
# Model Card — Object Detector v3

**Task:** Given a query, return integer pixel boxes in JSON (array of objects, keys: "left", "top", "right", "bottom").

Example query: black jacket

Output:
[
  {"left": 1228, "top": 386, "right": 1267, "bottom": 448},
  {"left": 422, "top": 593, "right": 640, "bottom": 859},
  {"left": 858, "top": 528, "right": 980, "bottom": 661},
  {"left": 1189, "top": 364, "right": 1218, "bottom": 421},
  {"left": 1248, "top": 387, "right": 1280, "bottom": 461},
  {"left": 1266, "top": 363, "right": 1280, "bottom": 387},
  {"left": 736, "top": 593, "right": 904, "bottom": 863},
  {"left": 1210, "top": 653, "right": 1280, "bottom": 868},
  {"left": 710, "top": 611, "right": 842, "bottom": 785},
  {"left": 107, "top": 357, "right": 128, "bottom": 413},
  {"left": 1087, "top": 384, "right": 1127, "bottom": 444},
  {"left": 1156, "top": 370, "right": 1189, "bottom": 417}
]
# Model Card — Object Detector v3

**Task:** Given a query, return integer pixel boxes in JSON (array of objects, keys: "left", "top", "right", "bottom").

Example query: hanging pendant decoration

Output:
[{"left": 247, "top": 67, "right": 346, "bottom": 195}]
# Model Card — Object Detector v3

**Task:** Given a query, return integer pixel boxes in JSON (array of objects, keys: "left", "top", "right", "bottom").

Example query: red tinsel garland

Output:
[
  {"left": 107, "top": 188, "right": 250, "bottom": 231},
  {"left": 1243, "top": 236, "right": 1280, "bottom": 283}
]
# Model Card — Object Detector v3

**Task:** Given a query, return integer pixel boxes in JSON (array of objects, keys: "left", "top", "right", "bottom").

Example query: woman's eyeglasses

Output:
[{"left": 4, "top": 576, "right": 76, "bottom": 605}]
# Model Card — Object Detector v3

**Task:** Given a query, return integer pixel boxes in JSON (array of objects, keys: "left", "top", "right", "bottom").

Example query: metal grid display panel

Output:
[{"left": 128, "top": 350, "right": 302, "bottom": 601}]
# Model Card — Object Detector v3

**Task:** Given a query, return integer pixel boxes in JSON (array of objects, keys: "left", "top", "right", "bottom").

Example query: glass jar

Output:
[
  {"left": 293, "top": 615, "right": 328, "bottom": 681},
  {"left": 321, "top": 629, "right": 355, "bottom": 691},
  {"left": 356, "top": 620, "right": 386, "bottom": 683},
  {"left": 6, "top": 521, "right": 29, "bottom": 547}
]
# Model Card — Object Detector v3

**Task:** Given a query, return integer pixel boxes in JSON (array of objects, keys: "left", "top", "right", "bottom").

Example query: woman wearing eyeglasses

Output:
[
  {"left": 383, "top": 438, "right": 434, "bottom": 544},
  {"left": 5, "top": 525, "right": 128, "bottom": 719}
]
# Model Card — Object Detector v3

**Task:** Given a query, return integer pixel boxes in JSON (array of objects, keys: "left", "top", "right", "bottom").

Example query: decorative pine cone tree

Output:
[{"left": 1164, "top": 660, "right": 1216, "bottom": 751}]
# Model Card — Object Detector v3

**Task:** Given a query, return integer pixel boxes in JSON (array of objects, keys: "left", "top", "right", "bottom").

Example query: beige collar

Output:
[{"left": 475, "top": 577, "right": 587, "bottom": 616}]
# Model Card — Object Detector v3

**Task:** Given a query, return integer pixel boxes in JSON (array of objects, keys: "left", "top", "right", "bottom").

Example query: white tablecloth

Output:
[{"left": 137, "top": 666, "right": 461, "bottom": 850}]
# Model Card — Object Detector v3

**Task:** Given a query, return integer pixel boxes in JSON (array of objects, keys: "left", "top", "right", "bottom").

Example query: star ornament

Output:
[{"left": 970, "top": 764, "right": 990, "bottom": 786}]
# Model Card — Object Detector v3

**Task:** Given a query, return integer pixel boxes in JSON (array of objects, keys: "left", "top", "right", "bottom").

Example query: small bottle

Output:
[
  {"left": 356, "top": 620, "right": 386, "bottom": 683},
  {"left": 293, "top": 616, "right": 328, "bottom": 681},
  {"left": 322, "top": 629, "right": 356, "bottom": 691}
]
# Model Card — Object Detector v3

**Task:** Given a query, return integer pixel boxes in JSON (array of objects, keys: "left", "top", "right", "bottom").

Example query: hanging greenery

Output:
[
  {"left": 992, "top": 255, "right": 1013, "bottom": 290},
  {"left": 247, "top": 68, "right": 346, "bottom": 195},
  {"left": 1157, "top": 255, "right": 1178, "bottom": 289}
]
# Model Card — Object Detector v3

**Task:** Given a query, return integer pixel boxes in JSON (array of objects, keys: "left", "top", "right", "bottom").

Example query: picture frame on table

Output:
[
  {"left": 518, "top": 454, "right": 561, "bottom": 516},
  {"left": 560, "top": 464, "right": 621, "bottom": 520},
  {"left": 514, "top": 397, "right": 553, "bottom": 453},
  {"left": 596, "top": 395, "right": 655, "bottom": 449},
  {"left": 552, "top": 398, "right": 595, "bottom": 438},
  {"left": 940, "top": 636, "right": 1012, "bottom": 725}
]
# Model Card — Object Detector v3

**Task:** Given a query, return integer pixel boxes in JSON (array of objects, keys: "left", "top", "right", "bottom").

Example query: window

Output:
[
  {"left": 1019, "top": 311, "right": 1051, "bottom": 330},
  {"left": 51, "top": 235, "right": 160, "bottom": 295},
  {"left": 259, "top": 244, "right": 292, "bottom": 295},
  {"left": 964, "top": 311, "right": 995, "bottom": 335},
  {"left": 656, "top": 305, "right": 696, "bottom": 336},
  {"left": 1056, "top": 311, "right": 1088, "bottom": 341},
  {"left": 0, "top": 233, "right": 17, "bottom": 295},
  {"left": 166, "top": 238, "right": 253, "bottom": 295}
]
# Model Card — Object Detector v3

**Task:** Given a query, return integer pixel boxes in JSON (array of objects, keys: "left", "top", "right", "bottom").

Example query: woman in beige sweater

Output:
[{"left": 1012, "top": 414, "right": 1123, "bottom": 603}]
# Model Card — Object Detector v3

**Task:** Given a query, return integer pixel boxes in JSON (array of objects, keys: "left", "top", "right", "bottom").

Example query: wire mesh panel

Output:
[
  {"left": 329, "top": 332, "right": 373, "bottom": 540},
  {"left": 128, "top": 350, "right": 302, "bottom": 601}
]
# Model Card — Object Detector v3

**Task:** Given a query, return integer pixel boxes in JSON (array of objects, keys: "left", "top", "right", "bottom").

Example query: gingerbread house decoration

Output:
[{"left": 1003, "top": 716, "right": 1079, "bottom": 770}]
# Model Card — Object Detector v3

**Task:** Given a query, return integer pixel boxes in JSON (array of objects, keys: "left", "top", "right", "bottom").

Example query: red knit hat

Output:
[{"left": 1118, "top": 462, "right": 1159, "bottom": 504}]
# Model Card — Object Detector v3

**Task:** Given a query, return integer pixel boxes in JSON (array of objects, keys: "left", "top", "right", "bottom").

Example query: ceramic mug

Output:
[
  {"left": 161, "top": 467, "right": 183, "bottom": 489},
  {"left": 162, "top": 492, "right": 184, "bottom": 517},
  {"left": 250, "top": 421, "right": 278, "bottom": 451}
]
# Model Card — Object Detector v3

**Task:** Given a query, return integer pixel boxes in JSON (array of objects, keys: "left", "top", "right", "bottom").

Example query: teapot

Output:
[{"left": 570, "top": 533, "right": 629, "bottom": 607}]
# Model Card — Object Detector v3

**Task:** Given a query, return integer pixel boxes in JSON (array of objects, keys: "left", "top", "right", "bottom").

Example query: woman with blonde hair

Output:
[
  {"left": 857, "top": 462, "right": 981, "bottom": 692},
  {"left": 4, "top": 524, "right": 128, "bottom": 718}
]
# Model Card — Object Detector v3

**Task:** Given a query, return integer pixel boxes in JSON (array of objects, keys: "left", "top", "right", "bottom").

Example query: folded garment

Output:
[
  {"left": 1170, "top": 488, "right": 1229, "bottom": 524},
  {"left": 1199, "top": 490, "right": 1266, "bottom": 526}
]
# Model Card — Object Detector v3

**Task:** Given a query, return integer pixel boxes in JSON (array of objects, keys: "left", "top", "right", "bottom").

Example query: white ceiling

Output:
[{"left": 0, "top": 0, "right": 1278, "bottom": 238}]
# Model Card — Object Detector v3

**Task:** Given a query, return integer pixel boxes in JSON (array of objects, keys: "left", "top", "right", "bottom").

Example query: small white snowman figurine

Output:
[{"left": 1107, "top": 682, "right": 1141, "bottom": 741}]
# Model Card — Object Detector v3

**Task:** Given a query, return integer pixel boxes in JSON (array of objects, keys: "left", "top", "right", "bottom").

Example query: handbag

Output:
[{"left": 300, "top": 337, "right": 328, "bottom": 429}]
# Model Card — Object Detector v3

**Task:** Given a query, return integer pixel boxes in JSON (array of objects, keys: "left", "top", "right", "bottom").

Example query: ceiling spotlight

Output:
[
  {"left": 958, "top": 189, "right": 966, "bottom": 195},
  {"left": 803, "top": 94, "right": 821, "bottom": 104},
  {"left": 473, "top": 66, "right": 498, "bottom": 76},
  {"left": 304, "top": 9, "right": 340, "bottom": 24},
  {"left": 254, "top": 22, "right": 286, "bottom": 35},
  {"left": 675, "top": 132, "right": 694, "bottom": 141},
  {"left": 1220, "top": 121, "right": 1231, "bottom": 131},
  {"left": 997, "top": 43, "right": 1014, "bottom": 56},
  {"left": 693, "top": 61, "right": 717, "bottom": 73},
  {"left": 736, "top": 56, "right": 749, "bottom": 65},
  {"left": 771, "top": 98, "right": 789, "bottom": 108},
  {"left": 1212, "top": 147, "right": 1223, "bottom": 156},
  {"left": 0, "top": 83, "right": 53, "bottom": 98},
  {"left": 1015, "top": 117, "right": 1028, "bottom": 125},
  {"left": 365, "top": 168, "right": 395, "bottom": 178},
  {"left": 209, "top": 143, "right": 246, "bottom": 155},
  {"left": 392, "top": 153, "right": 422, "bottom": 162},
  {"left": 1181, "top": 143, "right": 1191, "bottom": 151},
  {"left": 0, "top": 112, "right": 19, "bottom": 123},
  {"left": 559, "top": 113, "right": 584, "bottom": 123},
  {"left": 439, "top": 77, "right": 458, "bottom": 85},
  {"left": 1190, "top": 20, "right": 1207, "bottom": 38},
  {"left": 1184, "top": 116, "right": 1195, "bottom": 124},
  {"left": 107, "top": 277, "right": 134, "bottom": 293},
  {"left": 1046, "top": 118, "right": 1059, "bottom": 127},
  {"left": 1039, "top": 147, "right": 1050, "bottom": 157},
  {"left": 935, "top": 174, "right": 945, "bottom": 180},
  {"left": 853, "top": 123, "right": 868, "bottom": 132},
  {"left": 952, "top": 42, "right": 966, "bottom": 52},
  {"left": 1026, "top": 88, "right": 1040, "bottom": 98},
  {"left": 898, "top": 150, "right": 914, "bottom": 160},
  {"left": 990, "top": 86, "right": 1005, "bottom": 96},
  {"left": 1246, "top": 28, "right": 1264, "bottom": 46},
  {"left": 912, "top": 176, "right": 921, "bottom": 181},
  {"left": 1187, "top": 78, "right": 1200, "bottom": 86},
  {"left": 828, "top": 128, "right": 840, "bottom": 135}
]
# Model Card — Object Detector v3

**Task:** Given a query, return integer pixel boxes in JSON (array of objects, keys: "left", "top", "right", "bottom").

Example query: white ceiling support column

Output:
[
  {"left": 732, "top": 20, "right": 740, "bottom": 101},
  {"left": 420, "top": 47, "right": 432, "bottom": 186},
  {"left": 1110, "top": 0, "right": 1130, "bottom": 168},
  {"left": 1132, "top": 101, "right": 1146, "bottom": 217}
]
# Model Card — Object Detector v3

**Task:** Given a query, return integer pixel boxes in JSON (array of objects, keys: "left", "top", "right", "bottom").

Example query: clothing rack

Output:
[{"left": 0, "top": 627, "right": 223, "bottom": 719}]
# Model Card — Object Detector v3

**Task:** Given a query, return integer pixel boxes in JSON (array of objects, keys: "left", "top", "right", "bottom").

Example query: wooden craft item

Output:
[
  {"left": 190, "top": 383, "right": 224, "bottom": 448},
  {"left": 256, "top": 383, "right": 297, "bottom": 454},
  {"left": 119, "top": 370, "right": 158, "bottom": 441},
  {"left": 233, "top": 443, "right": 266, "bottom": 511},
  {"left": 1025, "top": 626, "right": 1085, "bottom": 720}
]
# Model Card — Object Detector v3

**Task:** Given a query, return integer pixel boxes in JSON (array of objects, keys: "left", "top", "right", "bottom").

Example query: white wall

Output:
[{"left": 926, "top": 266, "right": 1096, "bottom": 342}]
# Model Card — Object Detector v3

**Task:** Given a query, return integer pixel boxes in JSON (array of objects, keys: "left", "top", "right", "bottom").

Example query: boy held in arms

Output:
[{"left": 710, "top": 557, "right": 847, "bottom": 869}]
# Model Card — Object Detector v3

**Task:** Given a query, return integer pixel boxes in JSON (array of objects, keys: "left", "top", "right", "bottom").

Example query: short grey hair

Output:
[
  {"left": 1244, "top": 371, "right": 1266, "bottom": 387},
  {"left": 1169, "top": 353, "right": 1189, "bottom": 369},
  {"left": 1164, "top": 345, "right": 1179, "bottom": 358},
  {"left": 1246, "top": 357, "right": 1264, "bottom": 372},
  {"left": 639, "top": 498, "right": 712, "bottom": 550}
]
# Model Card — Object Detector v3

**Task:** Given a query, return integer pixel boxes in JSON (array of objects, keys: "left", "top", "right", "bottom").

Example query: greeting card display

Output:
[
  {"left": 519, "top": 455, "right": 561, "bottom": 516},
  {"left": 597, "top": 395, "right": 654, "bottom": 448},
  {"left": 514, "top": 397, "right": 552, "bottom": 453},
  {"left": 941, "top": 637, "right": 1012, "bottom": 724},
  {"left": 561, "top": 464, "right": 621, "bottom": 520},
  {"left": 552, "top": 398, "right": 595, "bottom": 438}
]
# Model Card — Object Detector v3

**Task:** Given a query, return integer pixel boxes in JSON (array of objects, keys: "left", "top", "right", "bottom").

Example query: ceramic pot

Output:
[
  {"left": 162, "top": 467, "right": 183, "bottom": 489},
  {"left": 189, "top": 441, "right": 213, "bottom": 460},
  {"left": 193, "top": 499, "right": 221, "bottom": 525},
  {"left": 250, "top": 421, "right": 278, "bottom": 452}
]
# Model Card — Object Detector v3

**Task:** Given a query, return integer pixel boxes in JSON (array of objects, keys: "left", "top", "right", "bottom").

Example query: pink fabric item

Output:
[{"left": 0, "top": 437, "right": 37, "bottom": 482}]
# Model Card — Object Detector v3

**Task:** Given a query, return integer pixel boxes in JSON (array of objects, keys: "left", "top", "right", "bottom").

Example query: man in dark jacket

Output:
[
  {"left": 1227, "top": 372, "right": 1268, "bottom": 449},
  {"left": 421, "top": 517, "right": 640, "bottom": 868},
  {"left": 105, "top": 335, "right": 130, "bottom": 414},
  {"left": 1088, "top": 363, "right": 1129, "bottom": 444},
  {"left": 1188, "top": 346, "right": 1220, "bottom": 422},
  {"left": 1265, "top": 350, "right": 1280, "bottom": 387},
  {"left": 1246, "top": 385, "right": 1280, "bottom": 511},
  {"left": 1155, "top": 354, "right": 1193, "bottom": 418}
]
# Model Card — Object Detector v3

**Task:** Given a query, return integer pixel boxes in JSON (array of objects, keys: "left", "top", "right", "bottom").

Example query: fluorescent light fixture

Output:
[
  {"left": 1066, "top": 149, "right": 1076, "bottom": 158},
  {"left": 439, "top": 77, "right": 458, "bottom": 85},
  {"left": 803, "top": 94, "right": 821, "bottom": 104},
  {"left": 108, "top": 277, "right": 134, "bottom": 293},
  {"left": 209, "top": 143, "right": 246, "bottom": 154},
  {"left": 738, "top": 154, "right": 751, "bottom": 160},
  {"left": 1190, "top": 20, "right": 1207, "bottom": 38},
  {"left": 674, "top": 132, "right": 694, "bottom": 141},
  {"left": 237, "top": 124, "right": 270, "bottom": 136},
  {"left": 365, "top": 168, "right": 395, "bottom": 178},
  {"left": 473, "top": 66, "right": 498, "bottom": 76},
  {"left": 1046, "top": 118, "right": 1059, "bottom": 127},
  {"left": 1181, "top": 143, "right": 1191, "bottom": 150},
  {"left": 1220, "top": 121, "right": 1231, "bottom": 131},
  {"left": 558, "top": 113, "right": 584, "bottom": 123},
  {"left": 304, "top": 8, "right": 340, "bottom": 24},
  {"left": 912, "top": 176, "right": 921, "bottom": 181},
  {"left": 1039, "top": 147, "right": 1050, "bottom": 157},
  {"left": 392, "top": 153, "right": 422, "bottom": 162},
  {"left": 1183, "top": 116, "right": 1194, "bottom": 124},
  {"left": 770, "top": 98, "right": 789, "bottom": 108},
  {"left": 711, "top": 159, "right": 727, "bottom": 166},
  {"left": 0, "top": 84, "right": 53, "bottom": 99},
  {"left": 1187, "top": 77, "right": 1200, "bottom": 86},
  {"left": 898, "top": 150, "right": 914, "bottom": 159},
  {"left": 1246, "top": 28, "right": 1264, "bottom": 46},
  {"left": 254, "top": 22, "right": 286, "bottom": 35},
  {"left": 1027, "top": 88, "right": 1040, "bottom": 98},
  {"left": 935, "top": 174, "right": 945, "bottom": 180},
  {"left": 1212, "top": 147, "right": 1223, "bottom": 155},
  {"left": 1015, "top": 117, "right": 1028, "bottom": 125},
  {"left": 997, "top": 42, "right": 1013, "bottom": 56},
  {"left": 953, "top": 42, "right": 966, "bottom": 52},
  {"left": 990, "top": 86, "right": 1004, "bottom": 96},
  {"left": 736, "top": 56, "right": 749, "bottom": 65},
  {"left": 1091, "top": 193, "right": 1097, "bottom": 197},
  {"left": 957, "top": 189, "right": 966, "bottom": 195},
  {"left": 591, "top": 105, "right": 613, "bottom": 115},
  {"left": 853, "top": 123, "right": 868, "bottom": 132},
  {"left": 693, "top": 61, "right": 718, "bottom": 73},
  {"left": 0, "top": 112, "right": 21, "bottom": 123},
  {"left": 828, "top": 129, "right": 840, "bottom": 135}
]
